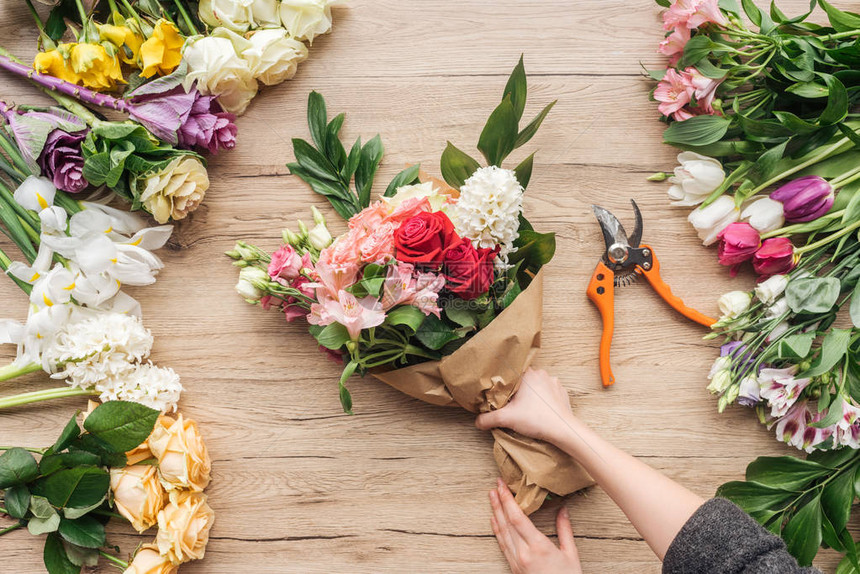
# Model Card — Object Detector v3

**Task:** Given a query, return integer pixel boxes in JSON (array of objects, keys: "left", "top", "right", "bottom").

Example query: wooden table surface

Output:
[{"left": 1, "top": 0, "right": 852, "bottom": 572}]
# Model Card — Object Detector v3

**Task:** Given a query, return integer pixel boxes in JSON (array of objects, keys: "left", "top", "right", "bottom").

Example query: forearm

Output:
[{"left": 554, "top": 419, "right": 705, "bottom": 559}]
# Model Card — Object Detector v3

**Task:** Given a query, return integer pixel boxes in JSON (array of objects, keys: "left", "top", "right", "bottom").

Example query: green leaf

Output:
[
  {"left": 822, "top": 468, "right": 855, "bottom": 532},
  {"left": 33, "top": 467, "right": 110, "bottom": 510},
  {"left": 783, "top": 495, "right": 822, "bottom": 566},
  {"left": 384, "top": 165, "right": 421, "bottom": 198},
  {"left": 745, "top": 456, "right": 829, "bottom": 490},
  {"left": 786, "top": 81, "right": 829, "bottom": 99},
  {"left": 339, "top": 361, "right": 358, "bottom": 415},
  {"left": 5, "top": 484, "right": 30, "bottom": 519},
  {"left": 742, "top": 0, "right": 762, "bottom": 25},
  {"left": 747, "top": 141, "right": 788, "bottom": 188},
  {"left": 39, "top": 452, "right": 102, "bottom": 477},
  {"left": 786, "top": 276, "right": 841, "bottom": 314},
  {"left": 515, "top": 101, "right": 556, "bottom": 149},
  {"left": 509, "top": 229, "right": 556, "bottom": 275},
  {"left": 67, "top": 435, "right": 126, "bottom": 468},
  {"left": 63, "top": 497, "right": 106, "bottom": 520},
  {"left": 716, "top": 480, "right": 796, "bottom": 513},
  {"left": 315, "top": 322, "right": 351, "bottom": 350},
  {"left": 307, "top": 91, "right": 328, "bottom": 151},
  {"left": 354, "top": 135, "right": 384, "bottom": 208},
  {"left": 62, "top": 542, "right": 98, "bottom": 568},
  {"left": 29, "top": 495, "right": 55, "bottom": 519},
  {"left": 843, "top": 188, "right": 860, "bottom": 226},
  {"left": 663, "top": 115, "right": 732, "bottom": 146},
  {"left": 501, "top": 281, "right": 523, "bottom": 309},
  {"left": 478, "top": 97, "right": 519, "bottom": 166},
  {"left": 43, "top": 532, "right": 81, "bottom": 574},
  {"left": 440, "top": 142, "right": 481, "bottom": 188},
  {"left": 656, "top": 0, "right": 671, "bottom": 6},
  {"left": 0, "top": 448, "right": 39, "bottom": 488},
  {"left": 503, "top": 55, "right": 527, "bottom": 121},
  {"left": 58, "top": 516, "right": 106, "bottom": 549},
  {"left": 292, "top": 138, "right": 338, "bottom": 182},
  {"left": 416, "top": 314, "right": 462, "bottom": 350},
  {"left": 29, "top": 511, "right": 61, "bottom": 536},
  {"left": 678, "top": 34, "right": 714, "bottom": 68},
  {"left": 776, "top": 333, "right": 815, "bottom": 360},
  {"left": 444, "top": 306, "right": 478, "bottom": 329},
  {"left": 818, "top": 0, "right": 860, "bottom": 32},
  {"left": 385, "top": 306, "right": 426, "bottom": 333},
  {"left": 808, "top": 448, "right": 859, "bottom": 468},
  {"left": 513, "top": 153, "right": 535, "bottom": 190},
  {"left": 801, "top": 329, "right": 852, "bottom": 378},
  {"left": 45, "top": 0, "right": 76, "bottom": 41},
  {"left": 837, "top": 554, "right": 860, "bottom": 574},
  {"left": 819, "top": 75, "right": 850, "bottom": 126},
  {"left": 49, "top": 414, "right": 82, "bottom": 456},
  {"left": 851, "top": 282, "right": 860, "bottom": 328},
  {"left": 82, "top": 401, "right": 159, "bottom": 453}
]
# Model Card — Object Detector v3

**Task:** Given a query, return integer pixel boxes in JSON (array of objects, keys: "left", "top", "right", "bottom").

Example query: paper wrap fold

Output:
[{"left": 373, "top": 271, "right": 594, "bottom": 514}]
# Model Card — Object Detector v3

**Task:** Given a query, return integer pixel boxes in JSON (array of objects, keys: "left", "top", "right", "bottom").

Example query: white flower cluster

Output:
[
  {"left": 96, "top": 363, "right": 183, "bottom": 413},
  {"left": 187, "top": 0, "right": 341, "bottom": 115},
  {"left": 448, "top": 166, "right": 524, "bottom": 262}
]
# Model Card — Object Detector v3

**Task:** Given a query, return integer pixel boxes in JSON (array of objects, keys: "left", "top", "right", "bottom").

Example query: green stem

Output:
[
  {"left": 0, "top": 387, "right": 97, "bottom": 409},
  {"left": 98, "top": 550, "right": 128, "bottom": 569},
  {"left": 0, "top": 362, "right": 42, "bottom": 382},
  {"left": 403, "top": 345, "right": 437, "bottom": 360},
  {"left": 796, "top": 219, "right": 860, "bottom": 255},
  {"left": 819, "top": 29, "right": 860, "bottom": 42},
  {"left": 73, "top": 0, "right": 90, "bottom": 42},
  {"left": 750, "top": 137, "right": 850, "bottom": 195},
  {"left": 0, "top": 523, "right": 23, "bottom": 536},
  {"left": 833, "top": 169, "right": 860, "bottom": 191},
  {"left": 173, "top": 0, "right": 199, "bottom": 35},
  {"left": 0, "top": 131, "right": 30, "bottom": 176},
  {"left": 760, "top": 210, "right": 845, "bottom": 239},
  {"left": 0, "top": 446, "right": 46, "bottom": 454},
  {"left": 0, "top": 247, "right": 32, "bottom": 294}
]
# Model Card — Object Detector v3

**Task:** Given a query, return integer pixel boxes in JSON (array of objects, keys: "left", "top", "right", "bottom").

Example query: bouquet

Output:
[
  {"left": 648, "top": 0, "right": 860, "bottom": 567},
  {"left": 229, "top": 58, "right": 593, "bottom": 514},
  {"left": 0, "top": 401, "right": 213, "bottom": 573}
]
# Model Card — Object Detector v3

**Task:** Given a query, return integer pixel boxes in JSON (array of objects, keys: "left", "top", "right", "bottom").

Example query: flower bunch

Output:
[
  {"left": 648, "top": 0, "right": 860, "bottom": 566},
  {"left": 229, "top": 59, "right": 557, "bottom": 413},
  {"left": 0, "top": 400, "right": 213, "bottom": 573}
]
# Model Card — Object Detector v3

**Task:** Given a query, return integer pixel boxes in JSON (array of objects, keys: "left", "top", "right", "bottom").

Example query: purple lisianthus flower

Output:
[
  {"left": 720, "top": 341, "right": 756, "bottom": 365},
  {"left": 770, "top": 176, "right": 834, "bottom": 223},
  {"left": 37, "top": 129, "right": 89, "bottom": 193},
  {"left": 177, "top": 92, "right": 237, "bottom": 154}
]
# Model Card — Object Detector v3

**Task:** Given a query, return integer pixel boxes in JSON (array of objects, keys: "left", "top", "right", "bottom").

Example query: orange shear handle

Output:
[
  {"left": 639, "top": 245, "right": 716, "bottom": 327},
  {"left": 586, "top": 261, "right": 616, "bottom": 387}
]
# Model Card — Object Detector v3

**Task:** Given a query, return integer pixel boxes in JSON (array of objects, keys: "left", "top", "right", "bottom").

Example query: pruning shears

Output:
[{"left": 586, "top": 200, "right": 717, "bottom": 387}]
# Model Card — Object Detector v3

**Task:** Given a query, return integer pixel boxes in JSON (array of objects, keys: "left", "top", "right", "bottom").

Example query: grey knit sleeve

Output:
[{"left": 662, "top": 498, "right": 822, "bottom": 574}]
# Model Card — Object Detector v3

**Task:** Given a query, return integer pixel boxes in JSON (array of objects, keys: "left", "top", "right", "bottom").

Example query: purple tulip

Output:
[
  {"left": 37, "top": 129, "right": 89, "bottom": 193},
  {"left": 177, "top": 92, "right": 238, "bottom": 155},
  {"left": 770, "top": 175, "right": 834, "bottom": 222}
]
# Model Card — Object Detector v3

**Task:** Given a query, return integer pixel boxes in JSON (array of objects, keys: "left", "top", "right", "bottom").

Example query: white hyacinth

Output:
[
  {"left": 96, "top": 363, "right": 183, "bottom": 413},
  {"left": 448, "top": 166, "right": 523, "bottom": 262},
  {"left": 43, "top": 312, "right": 153, "bottom": 389}
]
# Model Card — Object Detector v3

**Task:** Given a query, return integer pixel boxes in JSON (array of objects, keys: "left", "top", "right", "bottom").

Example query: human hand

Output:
[
  {"left": 489, "top": 479, "right": 582, "bottom": 574},
  {"left": 476, "top": 368, "right": 577, "bottom": 446}
]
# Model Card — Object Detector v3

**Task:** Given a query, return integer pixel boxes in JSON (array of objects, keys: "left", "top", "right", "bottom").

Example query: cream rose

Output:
[
  {"left": 384, "top": 181, "right": 448, "bottom": 212},
  {"left": 251, "top": 0, "right": 282, "bottom": 27},
  {"left": 147, "top": 414, "right": 212, "bottom": 492},
  {"left": 279, "top": 0, "right": 341, "bottom": 43},
  {"left": 137, "top": 157, "right": 209, "bottom": 224},
  {"left": 110, "top": 464, "right": 166, "bottom": 533},
  {"left": 198, "top": 0, "right": 254, "bottom": 32},
  {"left": 123, "top": 544, "right": 178, "bottom": 574},
  {"left": 156, "top": 490, "right": 215, "bottom": 564},
  {"left": 182, "top": 34, "right": 258, "bottom": 115},
  {"left": 244, "top": 28, "right": 308, "bottom": 86}
]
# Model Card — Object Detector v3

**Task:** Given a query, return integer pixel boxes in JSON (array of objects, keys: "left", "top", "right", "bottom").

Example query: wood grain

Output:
[{"left": 0, "top": 0, "right": 853, "bottom": 572}]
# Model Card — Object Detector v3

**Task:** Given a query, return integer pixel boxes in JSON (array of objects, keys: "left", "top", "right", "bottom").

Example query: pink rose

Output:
[
  {"left": 358, "top": 222, "right": 397, "bottom": 263},
  {"left": 387, "top": 197, "right": 432, "bottom": 224},
  {"left": 348, "top": 201, "right": 389, "bottom": 234},
  {"left": 268, "top": 245, "right": 302, "bottom": 283}
]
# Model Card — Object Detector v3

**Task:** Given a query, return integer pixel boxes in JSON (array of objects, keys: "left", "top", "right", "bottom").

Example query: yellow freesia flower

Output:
[
  {"left": 140, "top": 20, "right": 185, "bottom": 78},
  {"left": 33, "top": 49, "right": 80, "bottom": 84},
  {"left": 69, "top": 43, "right": 125, "bottom": 90},
  {"left": 98, "top": 23, "right": 144, "bottom": 66}
]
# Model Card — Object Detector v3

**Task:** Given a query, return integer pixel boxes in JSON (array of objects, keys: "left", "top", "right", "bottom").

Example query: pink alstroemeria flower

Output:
[
  {"left": 759, "top": 367, "right": 810, "bottom": 418},
  {"left": 381, "top": 263, "right": 445, "bottom": 318},
  {"left": 654, "top": 69, "right": 694, "bottom": 120},
  {"left": 684, "top": 67, "right": 722, "bottom": 113},
  {"left": 663, "top": 0, "right": 728, "bottom": 31},
  {"left": 658, "top": 26, "right": 691, "bottom": 64},
  {"left": 309, "top": 290, "right": 386, "bottom": 340}
]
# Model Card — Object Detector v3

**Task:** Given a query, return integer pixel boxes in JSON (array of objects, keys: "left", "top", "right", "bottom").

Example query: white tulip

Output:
[
  {"left": 741, "top": 197, "right": 784, "bottom": 233},
  {"left": 198, "top": 0, "right": 254, "bottom": 33},
  {"left": 279, "top": 0, "right": 342, "bottom": 43},
  {"left": 183, "top": 34, "right": 258, "bottom": 115},
  {"left": 667, "top": 152, "right": 725, "bottom": 206},
  {"left": 687, "top": 195, "right": 740, "bottom": 245},
  {"left": 244, "top": 28, "right": 308, "bottom": 86},
  {"left": 718, "top": 290, "right": 752, "bottom": 320},
  {"left": 754, "top": 274, "right": 788, "bottom": 305}
]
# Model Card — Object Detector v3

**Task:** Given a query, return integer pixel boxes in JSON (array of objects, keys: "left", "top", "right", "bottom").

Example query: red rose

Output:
[
  {"left": 394, "top": 211, "right": 457, "bottom": 264},
  {"left": 443, "top": 237, "right": 497, "bottom": 299}
]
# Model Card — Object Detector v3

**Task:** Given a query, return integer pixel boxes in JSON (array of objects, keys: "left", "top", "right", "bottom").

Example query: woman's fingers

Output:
[
  {"left": 490, "top": 489, "right": 521, "bottom": 560},
  {"left": 556, "top": 506, "right": 579, "bottom": 559},
  {"left": 475, "top": 408, "right": 508, "bottom": 431},
  {"left": 496, "top": 479, "right": 544, "bottom": 545},
  {"left": 490, "top": 514, "right": 519, "bottom": 573}
]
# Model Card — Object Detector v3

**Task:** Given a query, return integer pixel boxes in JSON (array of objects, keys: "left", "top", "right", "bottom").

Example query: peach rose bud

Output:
[
  {"left": 123, "top": 544, "right": 178, "bottom": 574},
  {"left": 110, "top": 464, "right": 166, "bottom": 533},
  {"left": 156, "top": 490, "right": 215, "bottom": 564},
  {"left": 147, "top": 414, "right": 212, "bottom": 492}
]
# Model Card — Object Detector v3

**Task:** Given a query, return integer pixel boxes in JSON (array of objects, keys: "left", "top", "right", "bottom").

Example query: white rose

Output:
[
  {"left": 182, "top": 34, "right": 258, "bottom": 115},
  {"left": 764, "top": 298, "right": 789, "bottom": 321},
  {"left": 198, "top": 0, "right": 254, "bottom": 32},
  {"left": 718, "top": 290, "right": 752, "bottom": 320},
  {"left": 251, "top": 0, "right": 282, "bottom": 27},
  {"left": 384, "top": 181, "right": 449, "bottom": 212},
  {"left": 307, "top": 223, "right": 332, "bottom": 250},
  {"left": 741, "top": 197, "right": 784, "bottom": 233},
  {"left": 688, "top": 195, "right": 740, "bottom": 245},
  {"left": 279, "top": 0, "right": 340, "bottom": 43},
  {"left": 244, "top": 28, "right": 308, "bottom": 86},
  {"left": 754, "top": 274, "right": 788, "bottom": 305},
  {"left": 137, "top": 157, "right": 209, "bottom": 224},
  {"left": 667, "top": 152, "right": 725, "bottom": 206}
]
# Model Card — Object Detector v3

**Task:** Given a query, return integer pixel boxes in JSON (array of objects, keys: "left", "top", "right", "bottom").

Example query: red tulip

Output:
[{"left": 753, "top": 237, "right": 796, "bottom": 278}]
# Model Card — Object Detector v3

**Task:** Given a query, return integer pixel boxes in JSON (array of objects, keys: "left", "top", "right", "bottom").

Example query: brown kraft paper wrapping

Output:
[{"left": 372, "top": 270, "right": 594, "bottom": 514}]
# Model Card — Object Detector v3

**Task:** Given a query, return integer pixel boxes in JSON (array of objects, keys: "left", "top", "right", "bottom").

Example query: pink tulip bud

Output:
[
  {"left": 717, "top": 222, "right": 761, "bottom": 270},
  {"left": 753, "top": 237, "right": 796, "bottom": 278},
  {"left": 769, "top": 176, "right": 834, "bottom": 222}
]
